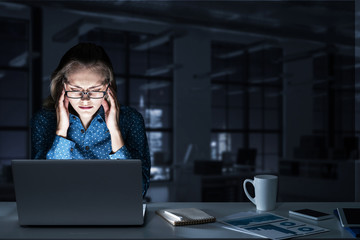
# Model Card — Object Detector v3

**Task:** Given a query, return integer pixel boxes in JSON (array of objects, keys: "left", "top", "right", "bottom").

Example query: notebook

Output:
[
  {"left": 12, "top": 159, "right": 145, "bottom": 226},
  {"left": 156, "top": 208, "right": 216, "bottom": 226}
]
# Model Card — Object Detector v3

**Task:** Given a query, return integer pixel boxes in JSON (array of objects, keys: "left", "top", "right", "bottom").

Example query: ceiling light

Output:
[
  {"left": 145, "top": 64, "right": 181, "bottom": 76},
  {"left": 131, "top": 30, "right": 175, "bottom": 51},
  {"left": 140, "top": 82, "right": 170, "bottom": 91},
  {"left": 217, "top": 39, "right": 278, "bottom": 59},
  {"left": 210, "top": 69, "right": 236, "bottom": 79},
  {"left": 9, "top": 52, "right": 28, "bottom": 67}
]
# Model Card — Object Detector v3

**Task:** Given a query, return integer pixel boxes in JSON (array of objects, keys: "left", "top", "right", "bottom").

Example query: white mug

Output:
[{"left": 243, "top": 175, "right": 278, "bottom": 211}]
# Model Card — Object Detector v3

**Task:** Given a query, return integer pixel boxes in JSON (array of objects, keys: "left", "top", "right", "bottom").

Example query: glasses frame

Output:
[{"left": 65, "top": 83, "right": 110, "bottom": 99}]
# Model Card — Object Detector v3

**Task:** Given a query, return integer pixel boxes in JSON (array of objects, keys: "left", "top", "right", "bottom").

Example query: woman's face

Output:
[{"left": 64, "top": 68, "right": 107, "bottom": 119}]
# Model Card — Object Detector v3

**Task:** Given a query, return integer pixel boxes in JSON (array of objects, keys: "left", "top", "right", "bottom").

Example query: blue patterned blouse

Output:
[{"left": 31, "top": 105, "right": 151, "bottom": 197}]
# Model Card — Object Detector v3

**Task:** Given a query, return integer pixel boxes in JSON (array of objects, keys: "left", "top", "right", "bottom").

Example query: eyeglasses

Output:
[{"left": 65, "top": 83, "right": 110, "bottom": 99}]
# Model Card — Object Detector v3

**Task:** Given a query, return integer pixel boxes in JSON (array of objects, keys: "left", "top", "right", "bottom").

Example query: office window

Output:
[
  {"left": 357, "top": 63, "right": 360, "bottom": 150},
  {"left": 313, "top": 53, "right": 357, "bottom": 158},
  {"left": 0, "top": 17, "right": 30, "bottom": 201},
  {"left": 80, "top": 29, "right": 173, "bottom": 181},
  {"left": 210, "top": 41, "right": 283, "bottom": 172}
]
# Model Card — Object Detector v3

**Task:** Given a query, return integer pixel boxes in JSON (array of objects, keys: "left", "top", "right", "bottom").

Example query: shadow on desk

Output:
[{"left": 0, "top": 184, "right": 15, "bottom": 201}]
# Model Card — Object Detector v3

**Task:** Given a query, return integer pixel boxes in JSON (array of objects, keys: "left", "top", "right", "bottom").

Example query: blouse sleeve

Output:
[
  {"left": 30, "top": 109, "right": 57, "bottom": 159},
  {"left": 109, "top": 109, "right": 151, "bottom": 197},
  {"left": 46, "top": 135, "right": 76, "bottom": 159}
]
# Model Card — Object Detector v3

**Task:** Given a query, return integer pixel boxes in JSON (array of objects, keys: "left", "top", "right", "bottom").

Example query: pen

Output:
[{"left": 164, "top": 211, "right": 183, "bottom": 221}]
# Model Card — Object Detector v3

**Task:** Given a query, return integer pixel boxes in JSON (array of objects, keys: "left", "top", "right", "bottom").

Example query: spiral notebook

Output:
[{"left": 156, "top": 208, "right": 216, "bottom": 226}]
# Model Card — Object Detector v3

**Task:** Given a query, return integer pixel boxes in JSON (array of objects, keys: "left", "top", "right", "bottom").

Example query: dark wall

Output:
[{"left": 0, "top": 1, "right": 357, "bottom": 202}]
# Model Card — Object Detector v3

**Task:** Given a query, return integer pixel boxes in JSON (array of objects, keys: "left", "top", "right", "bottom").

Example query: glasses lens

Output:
[
  {"left": 66, "top": 91, "right": 105, "bottom": 99},
  {"left": 88, "top": 92, "right": 104, "bottom": 99},
  {"left": 66, "top": 91, "right": 82, "bottom": 98}
]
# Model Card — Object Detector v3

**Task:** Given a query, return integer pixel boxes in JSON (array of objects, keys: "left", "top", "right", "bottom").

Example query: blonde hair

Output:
[{"left": 43, "top": 43, "right": 118, "bottom": 109}]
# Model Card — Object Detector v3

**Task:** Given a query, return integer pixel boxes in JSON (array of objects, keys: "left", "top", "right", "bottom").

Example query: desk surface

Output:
[{"left": 0, "top": 201, "right": 358, "bottom": 239}]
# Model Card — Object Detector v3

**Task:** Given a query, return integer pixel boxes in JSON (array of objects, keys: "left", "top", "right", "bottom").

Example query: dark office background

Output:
[{"left": 0, "top": 1, "right": 358, "bottom": 202}]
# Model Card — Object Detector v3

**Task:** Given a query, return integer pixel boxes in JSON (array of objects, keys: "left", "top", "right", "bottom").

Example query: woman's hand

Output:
[
  {"left": 102, "top": 88, "right": 124, "bottom": 153},
  {"left": 56, "top": 89, "right": 70, "bottom": 138}
]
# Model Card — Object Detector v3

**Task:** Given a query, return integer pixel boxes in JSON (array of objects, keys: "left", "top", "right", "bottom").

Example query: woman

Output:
[{"left": 31, "top": 43, "right": 150, "bottom": 197}]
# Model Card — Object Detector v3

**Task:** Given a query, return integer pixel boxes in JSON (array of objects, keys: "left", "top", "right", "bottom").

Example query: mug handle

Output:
[{"left": 243, "top": 179, "right": 256, "bottom": 205}]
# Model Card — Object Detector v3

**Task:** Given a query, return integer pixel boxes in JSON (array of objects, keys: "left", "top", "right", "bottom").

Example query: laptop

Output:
[{"left": 12, "top": 159, "right": 145, "bottom": 226}]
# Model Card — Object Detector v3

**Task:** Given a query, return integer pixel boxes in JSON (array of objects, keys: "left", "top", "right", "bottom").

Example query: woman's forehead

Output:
[{"left": 66, "top": 69, "right": 105, "bottom": 87}]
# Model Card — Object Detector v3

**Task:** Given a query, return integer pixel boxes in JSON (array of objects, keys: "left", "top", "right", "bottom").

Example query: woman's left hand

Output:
[
  {"left": 102, "top": 88, "right": 119, "bottom": 131},
  {"left": 102, "top": 88, "right": 124, "bottom": 152}
]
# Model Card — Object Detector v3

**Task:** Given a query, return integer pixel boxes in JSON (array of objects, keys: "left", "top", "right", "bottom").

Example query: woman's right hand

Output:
[{"left": 56, "top": 89, "right": 70, "bottom": 138}]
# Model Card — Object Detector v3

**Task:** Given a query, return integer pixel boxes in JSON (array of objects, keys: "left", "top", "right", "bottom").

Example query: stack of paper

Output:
[{"left": 220, "top": 212, "right": 328, "bottom": 240}]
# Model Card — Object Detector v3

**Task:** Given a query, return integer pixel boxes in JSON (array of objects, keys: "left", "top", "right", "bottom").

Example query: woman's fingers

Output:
[
  {"left": 57, "top": 90, "right": 70, "bottom": 113},
  {"left": 57, "top": 90, "right": 68, "bottom": 115},
  {"left": 108, "top": 88, "right": 120, "bottom": 120},
  {"left": 64, "top": 94, "right": 69, "bottom": 110},
  {"left": 103, "top": 88, "right": 120, "bottom": 130},
  {"left": 107, "top": 88, "right": 116, "bottom": 108},
  {"left": 102, "top": 97, "right": 109, "bottom": 113},
  {"left": 57, "top": 90, "right": 65, "bottom": 108},
  {"left": 55, "top": 89, "right": 69, "bottom": 137}
]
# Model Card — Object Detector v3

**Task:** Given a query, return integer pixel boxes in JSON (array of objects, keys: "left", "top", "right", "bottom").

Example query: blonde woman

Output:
[{"left": 31, "top": 43, "right": 150, "bottom": 196}]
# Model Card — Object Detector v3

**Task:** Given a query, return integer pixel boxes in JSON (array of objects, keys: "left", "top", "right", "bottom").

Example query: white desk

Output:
[{"left": 0, "top": 202, "right": 358, "bottom": 239}]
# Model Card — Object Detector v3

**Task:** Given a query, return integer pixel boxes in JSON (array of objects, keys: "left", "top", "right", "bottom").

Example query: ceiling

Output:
[{"left": 17, "top": 0, "right": 355, "bottom": 46}]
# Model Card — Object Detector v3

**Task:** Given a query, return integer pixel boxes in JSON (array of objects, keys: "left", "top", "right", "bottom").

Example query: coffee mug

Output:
[{"left": 243, "top": 175, "right": 278, "bottom": 211}]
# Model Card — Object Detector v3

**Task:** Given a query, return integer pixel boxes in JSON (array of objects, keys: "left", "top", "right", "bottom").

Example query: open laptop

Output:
[{"left": 12, "top": 159, "right": 145, "bottom": 226}]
